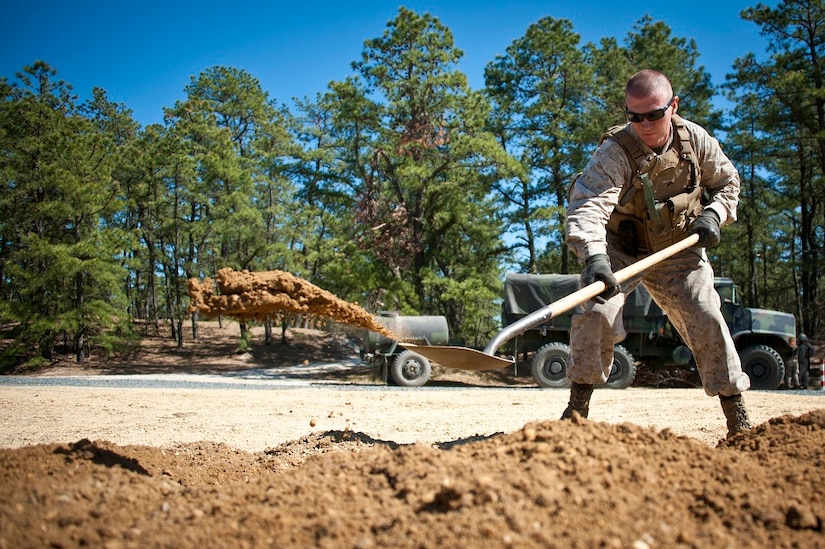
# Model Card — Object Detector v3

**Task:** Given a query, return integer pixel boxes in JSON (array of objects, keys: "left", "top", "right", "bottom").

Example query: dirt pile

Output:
[
  {"left": 188, "top": 268, "right": 394, "bottom": 337},
  {"left": 2, "top": 411, "right": 824, "bottom": 548}
]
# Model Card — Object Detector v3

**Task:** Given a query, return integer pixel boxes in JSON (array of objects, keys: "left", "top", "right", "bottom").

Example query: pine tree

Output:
[{"left": 0, "top": 62, "right": 132, "bottom": 368}]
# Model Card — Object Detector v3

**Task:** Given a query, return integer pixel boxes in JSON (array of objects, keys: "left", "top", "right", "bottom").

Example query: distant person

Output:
[
  {"left": 565, "top": 69, "right": 752, "bottom": 438},
  {"left": 796, "top": 334, "right": 815, "bottom": 390},
  {"left": 785, "top": 353, "right": 801, "bottom": 390}
]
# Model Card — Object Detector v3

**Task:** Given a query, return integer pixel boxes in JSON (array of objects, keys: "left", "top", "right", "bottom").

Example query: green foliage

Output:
[
  {"left": 485, "top": 16, "right": 592, "bottom": 274},
  {"left": 725, "top": 0, "right": 825, "bottom": 336},
  {"left": 2, "top": 2, "right": 824, "bottom": 363},
  {"left": 1, "top": 62, "right": 135, "bottom": 365},
  {"left": 237, "top": 325, "right": 253, "bottom": 353},
  {"left": 318, "top": 8, "right": 517, "bottom": 335}
]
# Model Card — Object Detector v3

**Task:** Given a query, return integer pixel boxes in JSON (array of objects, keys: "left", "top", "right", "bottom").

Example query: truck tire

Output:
[
  {"left": 740, "top": 344, "right": 785, "bottom": 390},
  {"left": 390, "top": 350, "right": 431, "bottom": 387},
  {"left": 602, "top": 345, "right": 637, "bottom": 389},
  {"left": 531, "top": 342, "right": 572, "bottom": 388}
]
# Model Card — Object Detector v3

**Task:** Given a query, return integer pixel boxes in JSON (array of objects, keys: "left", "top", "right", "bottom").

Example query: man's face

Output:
[{"left": 625, "top": 92, "right": 678, "bottom": 149}]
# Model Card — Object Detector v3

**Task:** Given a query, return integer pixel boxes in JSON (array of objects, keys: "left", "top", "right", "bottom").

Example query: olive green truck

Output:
[
  {"left": 362, "top": 275, "right": 797, "bottom": 390},
  {"left": 502, "top": 274, "right": 797, "bottom": 390}
]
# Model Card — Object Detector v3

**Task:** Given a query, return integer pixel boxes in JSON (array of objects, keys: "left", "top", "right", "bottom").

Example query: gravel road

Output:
[{"left": 2, "top": 371, "right": 823, "bottom": 451}]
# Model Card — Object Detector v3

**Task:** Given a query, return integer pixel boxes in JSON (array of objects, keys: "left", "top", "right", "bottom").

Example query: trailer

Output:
[{"left": 361, "top": 313, "right": 449, "bottom": 386}]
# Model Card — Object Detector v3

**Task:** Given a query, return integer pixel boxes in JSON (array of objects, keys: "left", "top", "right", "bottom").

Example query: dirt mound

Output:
[{"left": 3, "top": 411, "right": 824, "bottom": 548}]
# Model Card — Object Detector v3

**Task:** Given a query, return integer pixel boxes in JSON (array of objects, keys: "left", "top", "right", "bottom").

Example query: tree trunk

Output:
[
  {"left": 191, "top": 312, "right": 199, "bottom": 342},
  {"left": 75, "top": 330, "right": 85, "bottom": 363},
  {"left": 265, "top": 316, "right": 272, "bottom": 345},
  {"left": 176, "top": 318, "right": 184, "bottom": 348}
]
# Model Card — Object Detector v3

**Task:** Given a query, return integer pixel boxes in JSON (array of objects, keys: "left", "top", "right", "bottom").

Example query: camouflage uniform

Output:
[
  {"left": 785, "top": 355, "right": 801, "bottom": 389},
  {"left": 566, "top": 118, "right": 751, "bottom": 398}
]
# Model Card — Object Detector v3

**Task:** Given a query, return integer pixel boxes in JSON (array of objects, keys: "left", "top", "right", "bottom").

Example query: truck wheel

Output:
[
  {"left": 602, "top": 345, "right": 637, "bottom": 389},
  {"left": 531, "top": 342, "right": 572, "bottom": 388},
  {"left": 740, "top": 344, "right": 785, "bottom": 390},
  {"left": 390, "top": 350, "right": 431, "bottom": 387}
]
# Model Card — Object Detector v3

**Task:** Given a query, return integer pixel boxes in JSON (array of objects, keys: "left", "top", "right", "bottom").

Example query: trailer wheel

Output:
[
  {"left": 741, "top": 344, "right": 784, "bottom": 390},
  {"left": 532, "top": 342, "right": 572, "bottom": 388},
  {"left": 602, "top": 345, "right": 637, "bottom": 389},
  {"left": 391, "top": 350, "right": 431, "bottom": 387}
]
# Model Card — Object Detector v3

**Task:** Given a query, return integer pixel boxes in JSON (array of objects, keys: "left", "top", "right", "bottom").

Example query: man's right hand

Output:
[{"left": 583, "top": 254, "right": 620, "bottom": 302}]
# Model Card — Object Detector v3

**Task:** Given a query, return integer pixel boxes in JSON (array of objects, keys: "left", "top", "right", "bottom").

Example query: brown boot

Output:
[
  {"left": 561, "top": 383, "right": 594, "bottom": 419},
  {"left": 720, "top": 393, "right": 752, "bottom": 437}
]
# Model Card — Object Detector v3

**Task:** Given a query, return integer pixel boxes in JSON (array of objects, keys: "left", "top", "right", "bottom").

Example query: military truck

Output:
[{"left": 502, "top": 274, "right": 797, "bottom": 390}]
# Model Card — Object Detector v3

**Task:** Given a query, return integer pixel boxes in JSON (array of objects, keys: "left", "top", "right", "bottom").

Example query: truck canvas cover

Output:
[{"left": 502, "top": 273, "right": 666, "bottom": 331}]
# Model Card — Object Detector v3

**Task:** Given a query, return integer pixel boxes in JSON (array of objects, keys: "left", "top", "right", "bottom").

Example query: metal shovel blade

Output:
[
  {"left": 403, "top": 343, "right": 515, "bottom": 371},
  {"left": 402, "top": 234, "right": 700, "bottom": 372}
]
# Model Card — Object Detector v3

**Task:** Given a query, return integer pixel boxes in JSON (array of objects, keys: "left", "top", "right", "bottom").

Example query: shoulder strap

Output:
[
  {"left": 600, "top": 124, "right": 647, "bottom": 174},
  {"left": 600, "top": 125, "right": 647, "bottom": 206},
  {"left": 671, "top": 114, "right": 692, "bottom": 154},
  {"left": 671, "top": 114, "right": 699, "bottom": 191}
]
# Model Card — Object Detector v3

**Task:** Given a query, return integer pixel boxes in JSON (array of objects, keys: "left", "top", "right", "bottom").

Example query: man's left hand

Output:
[{"left": 691, "top": 209, "right": 721, "bottom": 248}]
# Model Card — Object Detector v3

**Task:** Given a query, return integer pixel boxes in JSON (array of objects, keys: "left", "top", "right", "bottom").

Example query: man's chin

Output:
[{"left": 640, "top": 135, "right": 666, "bottom": 149}]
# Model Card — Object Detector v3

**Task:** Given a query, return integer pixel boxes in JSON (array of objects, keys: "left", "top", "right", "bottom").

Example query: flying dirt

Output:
[{"left": 188, "top": 267, "right": 395, "bottom": 338}]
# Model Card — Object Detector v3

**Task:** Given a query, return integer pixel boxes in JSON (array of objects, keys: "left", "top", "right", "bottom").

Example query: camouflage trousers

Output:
[
  {"left": 785, "top": 359, "right": 800, "bottom": 388},
  {"left": 568, "top": 235, "right": 751, "bottom": 397}
]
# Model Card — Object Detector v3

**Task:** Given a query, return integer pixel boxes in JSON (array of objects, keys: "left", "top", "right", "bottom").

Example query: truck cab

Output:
[{"left": 715, "top": 277, "right": 797, "bottom": 389}]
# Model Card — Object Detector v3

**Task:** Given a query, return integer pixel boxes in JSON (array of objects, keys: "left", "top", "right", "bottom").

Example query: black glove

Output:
[
  {"left": 583, "top": 254, "right": 619, "bottom": 302},
  {"left": 691, "top": 208, "right": 721, "bottom": 248}
]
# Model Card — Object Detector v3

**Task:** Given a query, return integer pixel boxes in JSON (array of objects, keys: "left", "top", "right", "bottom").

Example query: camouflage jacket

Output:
[{"left": 566, "top": 117, "right": 740, "bottom": 261}]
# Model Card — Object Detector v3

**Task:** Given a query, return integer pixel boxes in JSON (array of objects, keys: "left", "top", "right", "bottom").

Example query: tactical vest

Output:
[{"left": 603, "top": 114, "right": 705, "bottom": 255}]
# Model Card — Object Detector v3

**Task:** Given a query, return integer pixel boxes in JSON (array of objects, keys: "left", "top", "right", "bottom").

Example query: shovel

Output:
[{"left": 405, "top": 234, "right": 700, "bottom": 371}]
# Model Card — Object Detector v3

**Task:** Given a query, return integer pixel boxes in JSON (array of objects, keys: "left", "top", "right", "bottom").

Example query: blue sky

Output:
[{"left": 2, "top": 1, "right": 773, "bottom": 127}]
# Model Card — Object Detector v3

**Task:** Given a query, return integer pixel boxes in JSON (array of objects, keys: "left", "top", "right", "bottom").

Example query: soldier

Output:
[
  {"left": 565, "top": 69, "right": 752, "bottom": 438},
  {"left": 785, "top": 352, "right": 801, "bottom": 390},
  {"left": 797, "top": 334, "right": 815, "bottom": 390}
]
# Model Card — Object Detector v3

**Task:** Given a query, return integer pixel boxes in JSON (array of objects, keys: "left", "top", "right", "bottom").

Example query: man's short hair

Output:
[{"left": 626, "top": 69, "right": 672, "bottom": 98}]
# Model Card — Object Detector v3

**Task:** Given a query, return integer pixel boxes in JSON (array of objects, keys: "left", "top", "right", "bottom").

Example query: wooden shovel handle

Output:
[{"left": 483, "top": 233, "right": 701, "bottom": 355}]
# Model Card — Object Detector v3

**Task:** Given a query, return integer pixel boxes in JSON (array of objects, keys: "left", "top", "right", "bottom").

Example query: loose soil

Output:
[
  {"left": 2, "top": 321, "right": 825, "bottom": 548},
  {"left": 188, "top": 268, "right": 395, "bottom": 337}
]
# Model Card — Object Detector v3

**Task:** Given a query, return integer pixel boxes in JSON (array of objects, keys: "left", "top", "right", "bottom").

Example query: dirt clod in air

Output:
[{"left": 188, "top": 267, "right": 395, "bottom": 338}]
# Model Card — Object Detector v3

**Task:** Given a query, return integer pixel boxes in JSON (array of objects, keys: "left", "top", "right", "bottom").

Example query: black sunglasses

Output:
[{"left": 625, "top": 97, "right": 675, "bottom": 123}]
